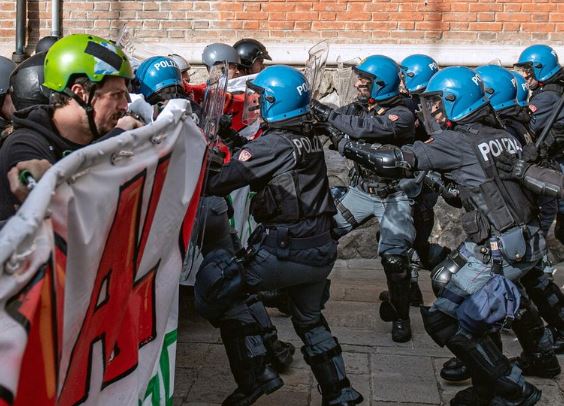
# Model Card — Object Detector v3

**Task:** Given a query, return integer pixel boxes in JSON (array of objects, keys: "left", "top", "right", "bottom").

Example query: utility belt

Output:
[
  {"left": 248, "top": 224, "right": 332, "bottom": 259},
  {"left": 356, "top": 179, "right": 399, "bottom": 198}
]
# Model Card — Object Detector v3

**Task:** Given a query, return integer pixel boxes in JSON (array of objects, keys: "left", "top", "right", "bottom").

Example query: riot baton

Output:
[{"left": 534, "top": 91, "right": 564, "bottom": 150}]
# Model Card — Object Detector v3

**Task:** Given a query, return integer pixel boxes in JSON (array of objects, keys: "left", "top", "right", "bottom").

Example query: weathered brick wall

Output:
[{"left": 0, "top": 0, "right": 562, "bottom": 50}]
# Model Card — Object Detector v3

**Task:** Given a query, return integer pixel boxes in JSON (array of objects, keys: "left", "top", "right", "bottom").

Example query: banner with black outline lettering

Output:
[{"left": 0, "top": 99, "right": 206, "bottom": 405}]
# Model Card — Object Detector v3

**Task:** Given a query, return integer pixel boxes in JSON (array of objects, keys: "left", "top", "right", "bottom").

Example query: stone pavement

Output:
[{"left": 174, "top": 259, "right": 564, "bottom": 406}]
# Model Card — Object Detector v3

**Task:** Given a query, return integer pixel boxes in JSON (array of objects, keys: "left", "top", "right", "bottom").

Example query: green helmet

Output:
[{"left": 43, "top": 34, "right": 133, "bottom": 92}]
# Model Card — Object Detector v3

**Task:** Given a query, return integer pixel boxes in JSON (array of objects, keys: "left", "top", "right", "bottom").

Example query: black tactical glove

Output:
[
  {"left": 521, "top": 143, "right": 539, "bottom": 162},
  {"left": 311, "top": 100, "right": 333, "bottom": 122},
  {"left": 208, "top": 146, "right": 226, "bottom": 173},
  {"left": 217, "top": 114, "right": 248, "bottom": 150},
  {"left": 496, "top": 151, "right": 530, "bottom": 181}
]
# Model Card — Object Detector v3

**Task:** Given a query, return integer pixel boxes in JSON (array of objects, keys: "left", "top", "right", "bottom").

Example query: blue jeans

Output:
[{"left": 333, "top": 186, "right": 415, "bottom": 256}]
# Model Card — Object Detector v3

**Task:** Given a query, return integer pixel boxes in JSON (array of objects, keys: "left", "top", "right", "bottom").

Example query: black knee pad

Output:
[
  {"left": 194, "top": 248, "right": 244, "bottom": 322},
  {"left": 381, "top": 254, "right": 410, "bottom": 282},
  {"left": 420, "top": 306, "right": 458, "bottom": 347}
]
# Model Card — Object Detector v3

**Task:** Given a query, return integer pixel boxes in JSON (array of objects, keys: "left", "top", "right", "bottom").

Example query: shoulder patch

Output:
[
  {"left": 388, "top": 114, "right": 399, "bottom": 122},
  {"left": 529, "top": 104, "right": 537, "bottom": 113},
  {"left": 238, "top": 149, "right": 252, "bottom": 162}
]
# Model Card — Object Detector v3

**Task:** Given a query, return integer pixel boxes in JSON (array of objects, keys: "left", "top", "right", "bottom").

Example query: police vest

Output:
[
  {"left": 457, "top": 123, "right": 537, "bottom": 239},
  {"left": 250, "top": 129, "right": 336, "bottom": 224}
]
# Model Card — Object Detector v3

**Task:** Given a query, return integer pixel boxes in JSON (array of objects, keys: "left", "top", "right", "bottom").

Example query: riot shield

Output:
[
  {"left": 114, "top": 23, "right": 141, "bottom": 68},
  {"left": 304, "top": 40, "right": 329, "bottom": 100},
  {"left": 201, "top": 62, "right": 229, "bottom": 142},
  {"left": 335, "top": 56, "right": 361, "bottom": 107}
]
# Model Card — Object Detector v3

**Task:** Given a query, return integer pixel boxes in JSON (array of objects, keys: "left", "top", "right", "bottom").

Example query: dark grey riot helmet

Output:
[
  {"left": 201, "top": 43, "right": 241, "bottom": 71},
  {"left": 0, "top": 56, "right": 16, "bottom": 105},
  {"left": 233, "top": 38, "right": 271, "bottom": 69},
  {"left": 9, "top": 52, "right": 51, "bottom": 110},
  {"left": 35, "top": 35, "right": 61, "bottom": 54}
]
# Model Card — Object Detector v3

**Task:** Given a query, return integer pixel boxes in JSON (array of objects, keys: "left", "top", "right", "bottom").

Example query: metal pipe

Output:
[
  {"left": 13, "top": 0, "right": 27, "bottom": 62},
  {"left": 51, "top": 0, "right": 61, "bottom": 37}
]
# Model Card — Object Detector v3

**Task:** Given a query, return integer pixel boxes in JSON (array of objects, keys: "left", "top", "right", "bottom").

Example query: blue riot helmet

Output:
[
  {"left": 133, "top": 56, "right": 184, "bottom": 105},
  {"left": 515, "top": 44, "right": 562, "bottom": 83},
  {"left": 474, "top": 65, "right": 517, "bottom": 112},
  {"left": 353, "top": 55, "right": 401, "bottom": 102},
  {"left": 400, "top": 54, "right": 439, "bottom": 94},
  {"left": 419, "top": 66, "right": 489, "bottom": 134},
  {"left": 511, "top": 71, "right": 529, "bottom": 107},
  {"left": 243, "top": 65, "right": 310, "bottom": 125}
]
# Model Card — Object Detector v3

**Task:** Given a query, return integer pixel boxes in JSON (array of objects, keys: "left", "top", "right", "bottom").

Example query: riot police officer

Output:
[
  {"left": 398, "top": 54, "right": 447, "bottom": 306},
  {"left": 439, "top": 65, "right": 563, "bottom": 384},
  {"left": 335, "top": 66, "right": 554, "bottom": 405},
  {"left": 194, "top": 65, "right": 363, "bottom": 406},
  {"left": 311, "top": 55, "right": 417, "bottom": 342},
  {"left": 233, "top": 38, "right": 271, "bottom": 75},
  {"left": 515, "top": 44, "right": 564, "bottom": 353}
]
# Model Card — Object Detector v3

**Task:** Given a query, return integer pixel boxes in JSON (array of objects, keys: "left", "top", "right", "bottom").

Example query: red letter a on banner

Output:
[{"left": 59, "top": 156, "right": 170, "bottom": 405}]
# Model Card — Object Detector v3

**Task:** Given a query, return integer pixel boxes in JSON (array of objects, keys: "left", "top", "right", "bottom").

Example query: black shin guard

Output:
[
  {"left": 219, "top": 320, "right": 283, "bottom": 405},
  {"left": 293, "top": 317, "right": 362, "bottom": 405},
  {"left": 521, "top": 267, "right": 564, "bottom": 331},
  {"left": 382, "top": 255, "right": 411, "bottom": 320}
]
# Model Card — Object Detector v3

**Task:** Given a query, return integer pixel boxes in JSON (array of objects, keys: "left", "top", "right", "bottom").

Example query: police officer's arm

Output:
[
  {"left": 328, "top": 107, "right": 414, "bottom": 141},
  {"left": 206, "top": 137, "right": 295, "bottom": 196},
  {"left": 529, "top": 91, "right": 564, "bottom": 136},
  {"left": 339, "top": 130, "right": 464, "bottom": 178},
  {"left": 521, "top": 165, "right": 564, "bottom": 198}
]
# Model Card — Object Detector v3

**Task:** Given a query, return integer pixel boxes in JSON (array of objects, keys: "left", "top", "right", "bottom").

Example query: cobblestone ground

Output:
[{"left": 174, "top": 259, "right": 564, "bottom": 406}]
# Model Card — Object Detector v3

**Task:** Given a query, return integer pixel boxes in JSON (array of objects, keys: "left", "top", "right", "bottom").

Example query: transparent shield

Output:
[
  {"left": 336, "top": 56, "right": 361, "bottom": 107},
  {"left": 304, "top": 40, "right": 329, "bottom": 100},
  {"left": 242, "top": 84, "right": 261, "bottom": 126},
  {"left": 114, "top": 23, "right": 141, "bottom": 68},
  {"left": 486, "top": 58, "right": 502, "bottom": 66},
  {"left": 201, "top": 62, "right": 228, "bottom": 141},
  {"left": 419, "top": 94, "right": 445, "bottom": 136}
]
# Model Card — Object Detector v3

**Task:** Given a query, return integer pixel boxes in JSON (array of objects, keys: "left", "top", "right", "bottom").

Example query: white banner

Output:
[{"left": 0, "top": 99, "right": 207, "bottom": 406}]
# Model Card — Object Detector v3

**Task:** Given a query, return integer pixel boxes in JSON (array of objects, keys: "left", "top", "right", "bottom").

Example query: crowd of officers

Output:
[{"left": 0, "top": 33, "right": 563, "bottom": 406}]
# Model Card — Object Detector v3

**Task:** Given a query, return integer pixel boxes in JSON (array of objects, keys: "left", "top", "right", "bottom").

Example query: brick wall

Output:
[{"left": 0, "top": 0, "right": 562, "bottom": 51}]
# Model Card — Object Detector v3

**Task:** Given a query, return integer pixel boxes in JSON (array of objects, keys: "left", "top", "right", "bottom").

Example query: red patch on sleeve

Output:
[
  {"left": 388, "top": 114, "right": 399, "bottom": 122},
  {"left": 529, "top": 104, "right": 537, "bottom": 113}
]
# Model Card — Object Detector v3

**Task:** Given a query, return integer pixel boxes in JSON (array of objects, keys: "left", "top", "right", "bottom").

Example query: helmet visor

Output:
[
  {"left": 513, "top": 62, "right": 535, "bottom": 81},
  {"left": 419, "top": 93, "right": 446, "bottom": 136},
  {"left": 242, "top": 81, "right": 263, "bottom": 125}
]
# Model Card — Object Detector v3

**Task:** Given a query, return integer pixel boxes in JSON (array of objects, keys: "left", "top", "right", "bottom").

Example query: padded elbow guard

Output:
[
  {"left": 341, "top": 141, "right": 414, "bottom": 179},
  {"left": 523, "top": 165, "right": 564, "bottom": 199}
]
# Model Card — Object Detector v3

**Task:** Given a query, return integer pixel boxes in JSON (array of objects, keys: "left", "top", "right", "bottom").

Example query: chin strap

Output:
[{"left": 63, "top": 84, "right": 100, "bottom": 139}]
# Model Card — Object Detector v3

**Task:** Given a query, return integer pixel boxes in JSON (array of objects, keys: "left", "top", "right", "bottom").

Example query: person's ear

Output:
[{"left": 70, "top": 83, "right": 89, "bottom": 103}]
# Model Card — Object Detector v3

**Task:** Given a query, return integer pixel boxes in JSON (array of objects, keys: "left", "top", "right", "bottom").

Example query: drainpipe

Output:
[
  {"left": 13, "top": 0, "right": 27, "bottom": 63},
  {"left": 51, "top": 0, "right": 61, "bottom": 37}
]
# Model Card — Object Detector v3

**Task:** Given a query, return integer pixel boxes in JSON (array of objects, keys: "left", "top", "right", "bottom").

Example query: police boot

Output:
[
  {"left": 450, "top": 386, "right": 492, "bottom": 406},
  {"left": 441, "top": 331, "right": 502, "bottom": 382},
  {"left": 247, "top": 298, "right": 295, "bottom": 373},
  {"left": 520, "top": 267, "right": 564, "bottom": 350},
  {"left": 549, "top": 326, "right": 564, "bottom": 354},
  {"left": 294, "top": 317, "right": 363, "bottom": 406},
  {"left": 381, "top": 255, "right": 412, "bottom": 342},
  {"left": 220, "top": 321, "right": 283, "bottom": 406},
  {"left": 440, "top": 357, "right": 470, "bottom": 382},
  {"left": 510, "top": 302, "right": 561, "bottom": 378},
  {"left": 446, "top": 331, "right": 541, "bottom": 406}
]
